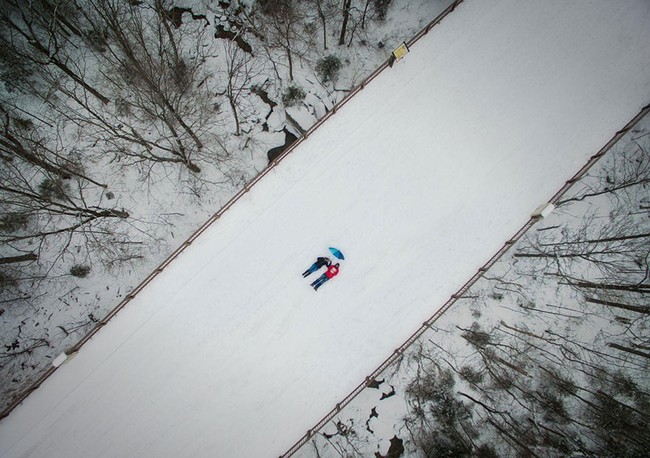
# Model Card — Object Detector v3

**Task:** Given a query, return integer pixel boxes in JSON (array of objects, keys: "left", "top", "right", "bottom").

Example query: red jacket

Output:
[{"left": 325, "top": 264, "right": 339, "bottom": 279}]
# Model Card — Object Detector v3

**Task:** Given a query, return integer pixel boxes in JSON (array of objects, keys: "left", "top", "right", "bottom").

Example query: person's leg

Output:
[
  {"left": 314, "top": 276, "right": 330, "bottom": 290},
  {"left": 311, "top": 273, "right": 326, "bottom": 288},
  {"left": 303, "top": 263, "right": 319, "bottom": 277}
]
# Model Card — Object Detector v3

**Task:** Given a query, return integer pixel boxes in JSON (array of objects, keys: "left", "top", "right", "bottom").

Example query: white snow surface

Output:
[{"left": 1, "top": 1, "right": 650, "bottom": 457}]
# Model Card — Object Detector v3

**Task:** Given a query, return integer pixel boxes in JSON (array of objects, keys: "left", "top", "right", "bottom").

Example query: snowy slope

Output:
[{"left": 1, "top": 1, "right": 650, "bottom": 457}]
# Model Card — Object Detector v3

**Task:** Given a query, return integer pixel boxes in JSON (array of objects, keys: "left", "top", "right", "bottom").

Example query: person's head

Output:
[{"left": 335, "top": 263, "right": 339, "bottom": 267}]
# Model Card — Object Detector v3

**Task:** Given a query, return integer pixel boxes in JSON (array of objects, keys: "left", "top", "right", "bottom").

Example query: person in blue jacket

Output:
[{"left": 302, "top": 256, "right": 331, "bottom": 278}]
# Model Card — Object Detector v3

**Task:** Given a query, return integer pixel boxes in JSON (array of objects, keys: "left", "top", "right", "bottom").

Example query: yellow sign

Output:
[{"left": 392, "top": 42, "right": 409, "bottom": 61}]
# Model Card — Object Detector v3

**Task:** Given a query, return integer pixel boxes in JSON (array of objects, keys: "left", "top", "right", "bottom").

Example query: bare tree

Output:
[
  {"left": 0, "top": 103, "right": 129, "bottom": 301},
  {"left": 556, "top": 142, "right": 650, "bottom": 208},
  {"left": 338, "top": 0, "right": 371, "bottom": 47},
  {"left": 308, "top": 0, "right": 338, "bottom": 50},
  {"left": 515, "top": 214, "right": 648, "bottom": 283},
  {"left": 512, "top": 137, "right": 650, "bottom": 350},
  {"left": 252, "top": 0, "right": 308, "bottom": 81},
  {"left": 218, "top": 40, "right": 266, "bottom": 136},
  {"left": 0, "top": 105, "right": 106, "bottom": 187},
  {"left": 0, "top": 0, "right": 110, "bottom": 104},
  {"left": 83, "top": 0, "right": 220, "bottom": 173}
]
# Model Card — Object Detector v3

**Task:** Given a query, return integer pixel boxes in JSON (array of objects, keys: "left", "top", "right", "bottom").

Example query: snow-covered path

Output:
[{"left": 1, "top": 1, "right": 650, "bottom": 457}]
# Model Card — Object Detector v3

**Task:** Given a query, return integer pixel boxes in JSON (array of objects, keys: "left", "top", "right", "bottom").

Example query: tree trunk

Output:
[
  {"left": 338, "top": 0, "right": 352, "bottom": 46},
  {"left": 285, "top": 47, "right": 294, "bottom": 81},
  {"left": 38, "top": 0, "right": 83, "bottom": 36},
  {"left": 229, "top": 97, "right": 240, "bottom": 136},
  {"left": 315, "top": 0, "right": 328, "bottom": 49},
  {"left": 361, "top": 0, "right": 371, "bottom": 28},
  {"left": 8, "top": 17, "right": 110, "bottom": 104},
  {"left": 569, "top": 281, "right": 650, "bottom": 293},
  {"left": 514, "top": 251, "right": 618, "bottom": 259},
  {"left": 487, "top": 419, "right": 541, "bottom": 458},
  {"left": 0, "top": 253, "right": 38, "bottom": 264},
  {"left": 557, "top": 178, "right": 650, "bottom": 206},
  {"left": 540, "top": 232, "right": 650, "bottom": 246},
  {"left": 585, "top": 297, "right": 650, "bottom": 315},
  {"left": 608, "top": 343, "right": 650, "bottom": 359},
  {"left": 0, "top": 136, "right": 71, "bottom": 179}
]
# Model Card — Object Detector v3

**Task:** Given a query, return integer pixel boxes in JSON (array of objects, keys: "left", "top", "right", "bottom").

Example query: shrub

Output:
[
  {"left": 461, "top": 323, "right": 491, "bottom": 349},
  {"left": 405, "top": 368, "right": 467, "bottom": 426},
  {"left": 13, "top": 117, "right": 34, "bottom": 130},
  {"left": 541, "top": 367, "right": 577, "bottom": 396},
  {"left": 0, "top": 46, "right": 33, "bottom": 92},
  {"left": 405, "top": 366, "right": 473, "bottom": 457},
  {"left": 115, "top": 98, "right": 131, "bottom": 117},
  {"left": 0, "top": 213, "right": 29, "bottom": 233},
  {"left": 459, "top": 365, "right": 484, "bottom": 385},
  {"left": 610, "top": 370, "right": 639, "bottom": 397},
  {"left": 281, "top": 85, "right": 305, "bottom": 107},
  {"left": 0, "top": 270, "right": 17, "bottom": 288},
  {"left": 38, "top": 178, "right": 67, "bottom": 201},
  {"left": 538, "top": 390, "right": 569, "bottom": 423},
  {"left": 416, "top": 432, "right": 470, "bottom": 458},
  {"left": 489, "top": 291, "right": 504, "bottom": 300},
  {"left": 475, "top": 444, "right": 499, "bottom": 458},
  {"left": 64, "top": 151, "right": 86, "bottom": 176},
  {"left": 257, "top": 0, "right": 294, "bottom": 17},
  {"left": 406, "top": 366, "right": 454, "bottom": 404},
  {"left": 374, "top": 0, "right": 392, "bottom": 21},
  {"left": 316, "top": 55, "right": 342, "bottom": 83},
  {"left": 70, "top": 264, "right": 91, "bottom": 278},
  {"left": 84, "top": 29, "right": 108, "bottom": 53},
  {"left": 172, "top": 58, "right": 189, "bottom": 89}
]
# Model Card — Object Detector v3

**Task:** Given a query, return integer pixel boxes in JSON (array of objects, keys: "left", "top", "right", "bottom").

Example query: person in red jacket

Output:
[{"left": 310, "top": 263, "right": 339, "bottom": 291}]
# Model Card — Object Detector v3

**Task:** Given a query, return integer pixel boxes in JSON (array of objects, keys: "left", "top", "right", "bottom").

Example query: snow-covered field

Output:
[{"left": 1, "top": 1, "right": 650, "bottom": 457}]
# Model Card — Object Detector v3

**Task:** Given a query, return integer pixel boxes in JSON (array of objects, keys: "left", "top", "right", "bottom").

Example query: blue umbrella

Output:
[{"left": 329, "top": 247, "right": 345, "bottom": 260}]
